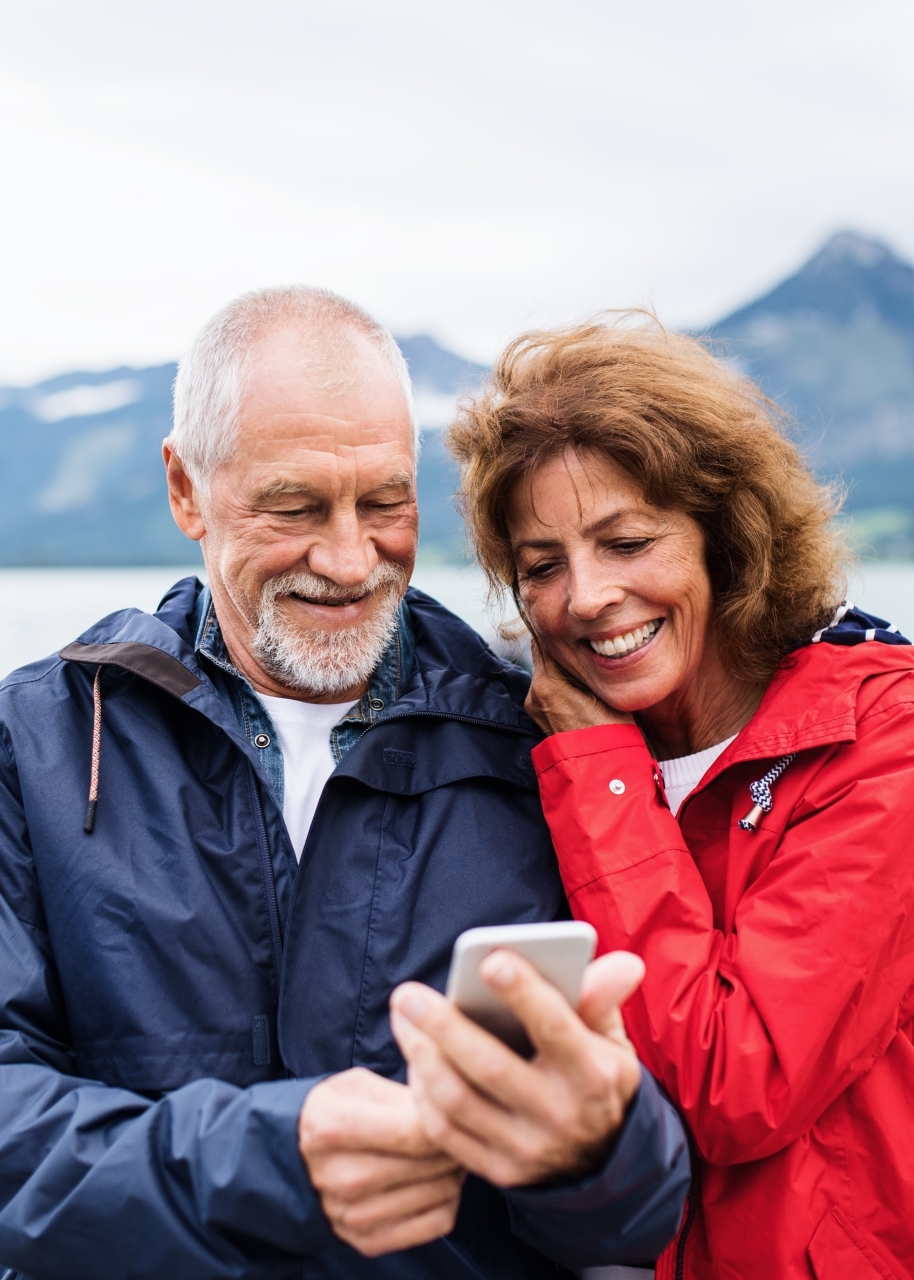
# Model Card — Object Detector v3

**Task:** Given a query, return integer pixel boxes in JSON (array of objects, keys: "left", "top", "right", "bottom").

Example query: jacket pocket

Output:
[{"left": 808, "top": 1207, "right": 898, "bottom": 1280}]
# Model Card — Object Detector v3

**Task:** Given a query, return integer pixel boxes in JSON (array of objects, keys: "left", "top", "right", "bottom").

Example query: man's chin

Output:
[{"left": 253, "top": 588, "right": 405, "bottom": 697}]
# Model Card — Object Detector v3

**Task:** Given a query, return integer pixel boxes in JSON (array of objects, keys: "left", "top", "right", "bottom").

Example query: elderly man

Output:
[{"left": 0, "top": 287, "right": 688, "bottom": 1280}]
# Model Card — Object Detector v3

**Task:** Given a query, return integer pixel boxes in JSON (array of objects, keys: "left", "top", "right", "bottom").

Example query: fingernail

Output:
[
  {"left": 481, "top": 953, "right": 516, "bottom": 986},
  {"left": 394, "top": 988, "right": 428, "bottom": 1020}
]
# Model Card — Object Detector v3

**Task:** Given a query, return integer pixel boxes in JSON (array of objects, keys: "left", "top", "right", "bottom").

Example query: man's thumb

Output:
[{"left": 577, "top": 951, "right": 645, "bottom": 1037}]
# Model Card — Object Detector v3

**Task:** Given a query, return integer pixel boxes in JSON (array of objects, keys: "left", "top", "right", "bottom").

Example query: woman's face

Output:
[{"left": 508, "top": 449, "right": 716, "bottom": 715}]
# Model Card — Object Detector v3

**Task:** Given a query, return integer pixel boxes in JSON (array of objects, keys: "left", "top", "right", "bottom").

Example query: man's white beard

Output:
[{"left": 250, "top": 562, "right": 408, "bottom": 698}]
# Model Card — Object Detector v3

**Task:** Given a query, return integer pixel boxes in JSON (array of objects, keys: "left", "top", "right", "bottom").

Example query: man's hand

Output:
[
  {"left": 298, "top": 1067, "right": 465, "bottom": 1257},
  {"left": 525, "top": 641, "right": 634, "bottom": 736},
  {"left": 389, "top": 950, "right": 644, "bottom": 1189}
]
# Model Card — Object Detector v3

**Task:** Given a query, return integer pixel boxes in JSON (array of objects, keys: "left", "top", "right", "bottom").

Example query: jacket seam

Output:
[
  {"left": 856, "top": 698, "right": 914, "bottom": 730},
  {"left": 565, "top": 844, "right": 682, "bottom": 889},
  {"left": 0, "top": 656, "right": 65, "bottom": 688},
  {"left": 535, "top": 739, "right": 650, "bottom": 772},
  {"left": 350, "top": 795, "right": 391, "bottom": 1068}
]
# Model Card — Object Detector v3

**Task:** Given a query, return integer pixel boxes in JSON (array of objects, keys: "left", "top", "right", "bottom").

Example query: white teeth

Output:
[{"left": 589, "top": 620, "right": 662, "bottom": 659}]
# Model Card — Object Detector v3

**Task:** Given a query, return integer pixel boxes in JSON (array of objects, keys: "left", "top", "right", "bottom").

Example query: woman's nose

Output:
[{"left": 567, "top": 560, "right": 625, "bottom": 620}]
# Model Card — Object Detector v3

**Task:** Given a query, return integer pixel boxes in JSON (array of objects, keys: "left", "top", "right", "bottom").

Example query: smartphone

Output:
[{"left": 445, "top": 920, "right": 597, "bottom": 1057}]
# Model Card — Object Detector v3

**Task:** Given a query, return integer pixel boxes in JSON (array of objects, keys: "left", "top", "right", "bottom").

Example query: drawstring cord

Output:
[
  {"left": 84, "top": 666, "right": 103, "bottom": 834},
  {"left": 738, "top": 752, "right": 796, "bottom": 832}
]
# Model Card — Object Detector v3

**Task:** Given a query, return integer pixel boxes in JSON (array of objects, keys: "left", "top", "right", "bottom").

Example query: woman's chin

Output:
[{"left": 578, "top": 653, "right": 669, "bottom": 714}]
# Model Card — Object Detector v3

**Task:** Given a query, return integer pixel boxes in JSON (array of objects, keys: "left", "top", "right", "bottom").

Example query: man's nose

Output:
[
  {"left": 566, "top": 556, "right": 625, "bottom": 621},
  {"left": 305, "top": 508, "right": 378, "bottom": 586}
]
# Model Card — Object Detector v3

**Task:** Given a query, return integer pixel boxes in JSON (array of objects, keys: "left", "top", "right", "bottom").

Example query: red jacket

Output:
[{"left": 532, "top": 641, "right": 914, "bottom": 1280}]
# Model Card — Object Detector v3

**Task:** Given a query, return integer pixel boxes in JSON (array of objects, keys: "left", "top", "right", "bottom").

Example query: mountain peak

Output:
[
  {"left": 804, "top": 230, "right": 898, "bottom": 273},
  {"left": 713, "top": 230, "right": 914, "bottom": 332}
]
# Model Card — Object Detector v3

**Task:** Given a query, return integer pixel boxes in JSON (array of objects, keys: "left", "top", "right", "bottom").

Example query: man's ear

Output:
[{"left": 163, "top": 441, "right": 206, "bottom": 542}]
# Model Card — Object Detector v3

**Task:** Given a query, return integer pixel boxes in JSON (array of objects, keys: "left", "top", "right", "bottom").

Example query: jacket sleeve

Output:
[
  {"left": 532, "top": 689, "right": 914, "bottom": 1167},
  {"left": 504, "top": 1070, "right": 690, "bottom": 1270},
  {"left": 0, "top": 773, "right": 335, "bottom": 1279}
]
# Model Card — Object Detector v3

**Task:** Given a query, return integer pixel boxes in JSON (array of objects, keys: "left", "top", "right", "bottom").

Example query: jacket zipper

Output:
[
  {"left": 247, "top": 764, "right": 283, "bottom": 981},
  {"left": 674, "top": 1190, "right": 695, "bottom": 1280}
]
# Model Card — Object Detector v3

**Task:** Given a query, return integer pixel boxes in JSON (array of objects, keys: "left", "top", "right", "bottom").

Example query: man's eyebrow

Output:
[
  {"left": 252, "top": 479, "right": 321, "bottom": 503},
  {"left": 251, "top": 472, "right": 416, "bottom": 505},
  {"left": 513, "top": 508, "right": 645, "bottom": 552},
  {"left": 364, "top": 472, "right": 415, "bottom": 496}
]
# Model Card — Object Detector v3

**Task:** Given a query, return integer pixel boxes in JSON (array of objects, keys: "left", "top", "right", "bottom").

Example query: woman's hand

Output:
[
  {"left": 389, "top": 950, "right": 644, "bottom": 1188},
  {"left": 525, "top": 641, "right": 634, "bottom": 736}
]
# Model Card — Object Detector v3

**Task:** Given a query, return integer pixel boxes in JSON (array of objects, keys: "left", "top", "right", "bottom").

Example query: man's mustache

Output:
[{"left": 261, "top": 562, "right": 408, "bottom": 611}]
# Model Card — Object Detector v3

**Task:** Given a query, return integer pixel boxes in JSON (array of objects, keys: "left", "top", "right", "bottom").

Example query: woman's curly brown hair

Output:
[{"left": 447, "top": 316, "right": 849, "bottom": 682}]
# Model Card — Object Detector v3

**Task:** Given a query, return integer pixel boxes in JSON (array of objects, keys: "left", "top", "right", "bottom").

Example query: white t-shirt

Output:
[
  {"left": 658, "top": 734, "right": 737, "bottom": 817},
  {"left": 257, "top": 694, "right": 357, "bottom": 860}
]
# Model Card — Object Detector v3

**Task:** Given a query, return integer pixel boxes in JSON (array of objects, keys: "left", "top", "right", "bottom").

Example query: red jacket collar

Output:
[{"left": 704, "top": 641, "right": 914, "bottom": 779}]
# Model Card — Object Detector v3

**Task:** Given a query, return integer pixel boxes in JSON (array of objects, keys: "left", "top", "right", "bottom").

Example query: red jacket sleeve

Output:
[{"left": 532, "top": 695, "right": 914, "bottom": 1166}]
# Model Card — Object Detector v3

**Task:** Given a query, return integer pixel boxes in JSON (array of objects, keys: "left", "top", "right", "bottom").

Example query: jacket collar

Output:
[
  {"left": 59, "top": 575, "right": 536, "bottom": 735},
  {"left": 191, "top": 583, "right": 418, "bottom": 761},
  {"left": 699, "top": 640, "right": 914, "bottom": 788}
]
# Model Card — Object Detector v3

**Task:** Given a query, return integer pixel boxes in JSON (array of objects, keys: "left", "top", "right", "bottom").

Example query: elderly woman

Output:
[{"left": 448, "top": 320, "right": 914, "bottom": 1280}]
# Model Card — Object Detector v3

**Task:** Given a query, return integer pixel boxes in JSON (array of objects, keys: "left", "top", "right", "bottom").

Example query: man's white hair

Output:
[{"left": 170, "top": 285, "right": 418, "bottom": 491}]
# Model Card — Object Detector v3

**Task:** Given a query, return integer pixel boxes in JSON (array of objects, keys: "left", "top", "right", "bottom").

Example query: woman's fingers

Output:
[{"left": 525, "top": 646, "right": 631, "bottom": 734}]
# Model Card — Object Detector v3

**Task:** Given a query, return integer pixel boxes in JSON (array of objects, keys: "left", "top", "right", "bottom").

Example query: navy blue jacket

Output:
[{"left": 0, "top": 578, "right": 688, "bottom": 1279}]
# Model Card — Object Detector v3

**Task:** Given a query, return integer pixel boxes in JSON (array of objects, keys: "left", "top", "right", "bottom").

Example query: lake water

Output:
[{"left": 1, "top": 561, "right": 912, "bottom": 679}]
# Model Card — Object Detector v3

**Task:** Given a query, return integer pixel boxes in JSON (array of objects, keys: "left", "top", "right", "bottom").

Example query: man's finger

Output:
[
  {"left": 408, "top": 1065, "right": 542, "bottom": 1189},
  {"left": 312, "top": 1148, "right": 462, "bottom": 1203},
  {"left": 393, "top": 1009, "right": 545, "bottom": 1156},
  {"left": 299, "top": 1068, "right": 440, "bottom": 1157},
  {"left": 576, "top": 951, "right": 645, "bottom": 1038},
  {"left": 391, "top": 985, "right": 543, "bottom": 1113},
  {"left": 327, "top": 1169, "right": 465, "bottom": 1257},
  {"left": 476, "top": 949, "right": 593, "bottom": 1066}
]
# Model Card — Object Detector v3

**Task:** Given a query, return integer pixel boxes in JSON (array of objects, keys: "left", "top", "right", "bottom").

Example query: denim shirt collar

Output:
[{"left": 192, "top": 585, "right": 416, "bottom": 811}]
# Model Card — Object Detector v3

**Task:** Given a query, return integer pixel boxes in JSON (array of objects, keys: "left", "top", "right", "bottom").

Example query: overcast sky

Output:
[{"left": 1, "top": 0, "right": 912, "bottom": 382}]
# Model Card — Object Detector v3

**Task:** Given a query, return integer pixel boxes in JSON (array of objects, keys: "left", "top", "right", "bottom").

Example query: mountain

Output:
[
  {"left": 708, "top": 231, "right": 914, "bottom": 556},
  {"left": 0, "top": 335, "right": 486, "bottom": 566},
  {"left": 2, "top": 234, "right": 913, "bottom": 565}
]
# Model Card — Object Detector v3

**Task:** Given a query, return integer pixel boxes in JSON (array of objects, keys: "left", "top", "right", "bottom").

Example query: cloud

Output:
[
  {"left": 0, "top": 0, "right": 912, "bottom": 380},
  {"left": 30, "top": 379, "right": 143, "bottom": 422}
]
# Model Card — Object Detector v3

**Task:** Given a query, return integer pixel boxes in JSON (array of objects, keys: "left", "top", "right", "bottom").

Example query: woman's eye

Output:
[
  {"left": 523, "top": 560, "right": 560, "bottom": 581},
  {"left": 612, "top": 538, "right": 653, "bottom": 555}
]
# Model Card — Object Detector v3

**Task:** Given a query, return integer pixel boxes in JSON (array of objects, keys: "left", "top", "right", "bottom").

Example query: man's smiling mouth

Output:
[
  {"left": 288, "top": 590, "right": 371, "bottom": 609},
  {"left": 588, "top": 619, "right": 662, "bottom": 658}
]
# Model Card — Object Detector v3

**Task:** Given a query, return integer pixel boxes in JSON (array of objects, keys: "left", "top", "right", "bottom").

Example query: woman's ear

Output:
[{"left": 162, "top": 441, "right": 206, "bottom": 542}]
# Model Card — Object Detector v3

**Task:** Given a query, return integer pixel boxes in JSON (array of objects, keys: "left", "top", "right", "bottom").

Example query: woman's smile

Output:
[{"left": 585, "top": 618, "right": 664, "bottom": 662}]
